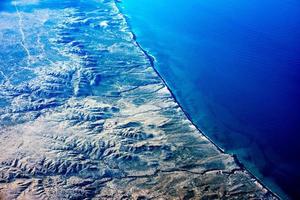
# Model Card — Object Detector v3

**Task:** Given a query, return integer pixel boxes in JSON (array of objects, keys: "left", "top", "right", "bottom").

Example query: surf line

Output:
[{"left": 14, "top": 2, "right": 32, "bottom": 67}]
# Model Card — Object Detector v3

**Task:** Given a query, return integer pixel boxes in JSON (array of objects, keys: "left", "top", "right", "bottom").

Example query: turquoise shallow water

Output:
[{"left": 119, "top": 0, "right": 300, "bottom": 199}]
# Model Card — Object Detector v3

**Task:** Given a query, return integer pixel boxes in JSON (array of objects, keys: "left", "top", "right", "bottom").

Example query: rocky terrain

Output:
[{"left": 0, "top": 0, "right": 278, "bottom": 199}]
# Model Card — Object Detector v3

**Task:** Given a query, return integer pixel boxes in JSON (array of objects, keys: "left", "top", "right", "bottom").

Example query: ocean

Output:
[{"left": 119, "top": 0, "right": 300, "bottom": 199}]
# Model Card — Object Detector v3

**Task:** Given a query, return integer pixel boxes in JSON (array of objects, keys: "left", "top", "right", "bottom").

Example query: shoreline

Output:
[{"left": 114, "top": 1, "right": 281, "bottom": 199}]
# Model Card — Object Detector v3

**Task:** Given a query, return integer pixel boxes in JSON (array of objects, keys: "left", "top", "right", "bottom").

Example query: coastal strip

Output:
[{"left": 0, "top": 0, "right": 279, "bottom": 199}]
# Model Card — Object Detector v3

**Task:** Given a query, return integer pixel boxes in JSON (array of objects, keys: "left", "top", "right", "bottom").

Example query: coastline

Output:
[
  {"left": 114, "top": 1, "right": 281, "bottom": 199},
  {"left": 0, "top": 0, "right": 282, "bottom": 198}
]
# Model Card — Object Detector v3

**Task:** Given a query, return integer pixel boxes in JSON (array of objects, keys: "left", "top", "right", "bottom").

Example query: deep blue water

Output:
[{"left": 119, "top": 0, "right": 300, "bottom": 199}]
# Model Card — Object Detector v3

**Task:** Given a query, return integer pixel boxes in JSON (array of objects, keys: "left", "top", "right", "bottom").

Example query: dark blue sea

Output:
[{"left": 119, "top": 0, "right": 300, "bottom": 199}]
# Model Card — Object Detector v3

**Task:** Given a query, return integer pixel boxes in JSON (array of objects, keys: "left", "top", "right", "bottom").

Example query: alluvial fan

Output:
[{"left": 0, "top": 0, "right": 278, "bottom": 199}]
